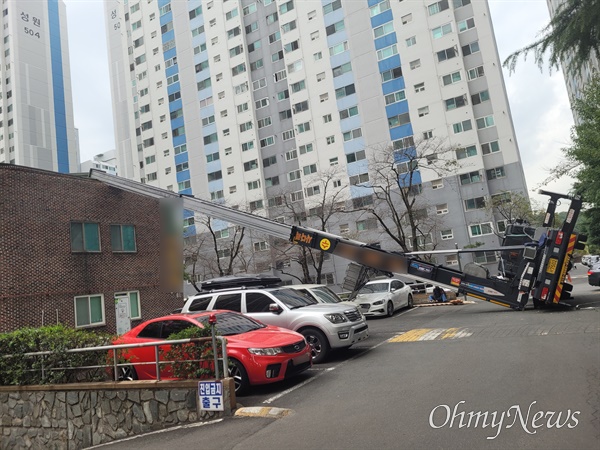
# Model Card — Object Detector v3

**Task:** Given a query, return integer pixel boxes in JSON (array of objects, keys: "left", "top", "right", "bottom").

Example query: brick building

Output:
[{"left": 0, "top": 164, "right": 182, "bottom": 334}]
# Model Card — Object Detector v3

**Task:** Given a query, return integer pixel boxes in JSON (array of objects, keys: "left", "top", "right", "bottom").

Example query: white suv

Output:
[{"left": 181, "top": 278, "right": 369, "bottom": 364}]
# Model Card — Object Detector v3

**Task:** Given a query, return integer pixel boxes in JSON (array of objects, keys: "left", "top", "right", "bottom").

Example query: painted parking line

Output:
[{"left": 389, "top": 327, "right": 473, "bottom": 342}]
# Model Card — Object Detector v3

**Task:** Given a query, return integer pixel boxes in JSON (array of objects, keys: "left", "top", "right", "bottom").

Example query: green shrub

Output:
[
  {"left": 161, "top": 325, "right": 224, "bottom": 379},
  {"left": 0, "top": 324, "right": 114, "bottom": 386}
]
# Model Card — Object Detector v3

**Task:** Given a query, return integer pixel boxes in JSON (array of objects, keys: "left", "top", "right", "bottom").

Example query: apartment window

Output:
[
  {"left": 250, "top": 59, "right": 264, "bottom": 71},
  {"left": 255, "top": 98, "right": 269, "bottom": 109},
  {"left": 357, "top": 218, "right": 377, "bottom": 231},
  {"left": 189, "top": 5, "right": 202, "bottom": 19},
  {"left": 74, "top": 295, "right": 105, "bottom": 328},
  {"left": 414, "top": 82, "right": 425, "bottom": 93},
  {"left": 453, "top": 120, "right": 473, "bottom": 134},
  {"left": 437, "top": 47, "right": 458, "bottom": 62},
  {"left": 314, "top": 52, "right": 323, "bottom": 60},
  {"left": 456, "top": 145, "right": 477, "bottom": 159},
  {"left": 369, "top": 0, "right": 390, "bottom": 16},
  {"left": 460, "top": 170, "right": 482, "bottom": 185},
  {"left": 204, "top": 133, "right": 218, "bottom": 145},
  {"left": 373, "top": 22, "right": 393, "bottom": 39},
  {"left": 235, "top": 82, "right": 249, "bottom": 94},
  {"left": 423, "top": 130, "right": 434, "bottom": 140},
  {"left": 454, "top": 0, "right": 471, "bottom": 7},
  {"left": 288, "top": 170, "right": 301, "bottom": 182},
  {"left": 320, "top": 94, "right": 329, "bottom": 102},
  {"left": 468, "top": 65, "right": 485, "bottom": 80},
  {"left": 323, "top": 114, "right": 332, "bottom": 123},
  {"left": 346, "top": 150, "right": 366, "bottom": 164},
  {"left": 418, "top": 107, "right": 429, "bottom": 117},
  {"left": 327, "top": 20, "right": 346, "bottom": 37},
  {"left": 324, "top": 0, "right": 342, "bottom": 14},
  {"left": 329, "top": 41, "right": 349, "bottom": 56},
  {"left": 282, "top": 129, "right": 295, "bottom": 141},
  {"left": 402, "top": 13, "right": 412, "bottom": 24},
  {"left": 388, "top": 113, "right": 411, "bottom": 128},
  {"left": 225, "top": 8, "right": 239, "bottom": 20},
  {"left": 142, "top": 138, "right": 154, "bottom": 148},
  {"left": 280, "top": 109, "right": 293, "bottom": 120},
  {"left": 266, "top": 12, "right": 278, "bottom": 24},
  {"left": 303, "top": 164, "right": 317, "bottom": 176},
  {"left": 428, "top": 0, "right": 449, "bottom": 15},
  {"left": 176, "top": 162, "right": 189, "bottom": 173},
  {"left": 229, "top": 45, "right": 243, "bottom": 58},
  {"left": 206, "top": 152, "right": 220, "bottom": 163},
  {"left": 330, "top": 157, "right": 339, "bottom": 166},
  {"left": 263, "top": 156, "right": 277, "bottom": 167},
  {"left": 432, "top": 23, "right": 452, "bottom": 39},
  {"left": 471, "top": 90, "right": 490, "bottom": 105},
  {"left": 486, "top": 166, "right": 506, "bottom": 179},
  {"left": 237, "top": 103, "right": 249, "bottom": 113},
  {"left": 339, "top": 105, "right": 359, "bottom": 120},
  {"left": 343, "top": 128, "right": 362, "bottom": 141},
  {"left": 145, "top": 155, "right": 156, "bottom": 165},
  {"left": 134, "top": 54, "right": 146, "bottom": 65},
  {"left": 332, "top": 62, "right": 352, "bottom": 78},
  {"left": 159, "top": 4, "right": 171, "bottom": 15},
  {"left": 272, "top": 50, "right": 284, "bottom": 62},
  {"left": 240, "top": 121, "right": 254, "bottom": 132},
  {"left": 290, "top": 191, "right": 304, "bottom": 202},
  {"left": 287, "top": 60, "right": 303, "bottom": 74},
  {"left": 442, "top": 71, "right": 461, "bottom": 86},
  {"left": 265, "top": 176, "right": 280, "bottom": 187},
  {"left": 476, "top": 115, "right": 495, "bottom": 129},
  {"left": 492, "top": 192, "right": 512, "bottom": 204},
  {"left": 335, "top": 84, "right": 355, "bottom": 99},
  {"left": 243, "top": 3, "right": 257, "bottom": 15},
  {"left": 470, "top": 222, "right": 493, "bottom": 237},
  {"left": 326, "top": 136, "right": 335, "bottom": 145},
  {"left": 464, "top": 196, "right": 486, "bottom": 211},
  {"left": 436, "top": 203, "right": 448, "bottom": 215},
  {"left": 282, "top": 20, "right": 297, "bottom": 33},
  {"left": 482, "top": 140, "right": 500, "bottom": 155},
  {"left": 381, "top": 67, "right": 402, "bottom": 82},
  {"left": 297, "top": 122, "right": 311, "bottom": 133},
  {"left": 178, "top": 180, "right": 191, "bottom": 191},
  {"left": 291, "top": 80, "right": 306, "bottom": 93},
  {"left": 258, "top": 117, "right": 272, "bottom": 129},
  {"left": 261, "top": 136, "right": 275, "bottom": 148},
  {"left": 446, "top": 95, "right": 467, "bottom": 110},
  {"left": 458, "top": 17, "right": 475, "bottom": 32},
  {"left": 167, "top": 74, "right": 179, "bottom": 85},
  {"left": 227, "top": 26, "right": 241, "bottom": 39},
  {"left": 269, "top": 31, "right": 281, "bottom": 44},
  {"left": 110, "top": 225, "right": 136, "bottom": 252},
  {"left": 199, "top": 97, "right": 213, "bottom": 109},
  {"left": 462, "top": 41, "right": 480, "bottom": 56},
  {"left": 409, "top": 59, "right": 421, "bottom": 70},
  {"left": 197, "top": 78, "right": 211, "bottom": 91},
  {"left": 350, "top": 172, "right": 369, "bottom": 185},
  {"left": 244, "top": 159, "right": 259, "bottom": 172},
  {"left": 70, "top": 222, "right": 100, "bottom": 252},
  {"left": 406, "top": 36, "right": 416, "bottom": 47}
]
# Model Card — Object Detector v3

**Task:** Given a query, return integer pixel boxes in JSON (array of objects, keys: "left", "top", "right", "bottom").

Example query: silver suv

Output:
[{"left": 180, "top": 278, "right": 369, "bottom": 364}]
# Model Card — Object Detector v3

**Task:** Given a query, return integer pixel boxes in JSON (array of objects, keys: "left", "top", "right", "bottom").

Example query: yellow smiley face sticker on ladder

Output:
[{"left": 320, "top": 238, "right": 331, "bottom": 251}]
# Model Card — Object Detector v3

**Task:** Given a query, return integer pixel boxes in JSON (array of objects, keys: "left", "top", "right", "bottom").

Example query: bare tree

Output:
[
  {"left": 350, "top": 137, "right": 459, "bottom": 254},
  {"left": 270, "top": 167, "right": 348, "bottom": 283}
]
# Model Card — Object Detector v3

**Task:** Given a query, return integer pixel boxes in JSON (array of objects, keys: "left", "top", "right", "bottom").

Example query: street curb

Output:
[
  {"left": 416, "top": 300, "right": 476, "bottom": 307},
  {"left": 234, "top": 406, "right": 293, "bottom": 419}
]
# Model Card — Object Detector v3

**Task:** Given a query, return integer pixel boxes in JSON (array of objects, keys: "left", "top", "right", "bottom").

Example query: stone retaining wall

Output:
[{"left": 0, "top": 379, "right": 235, "bottom": 449}]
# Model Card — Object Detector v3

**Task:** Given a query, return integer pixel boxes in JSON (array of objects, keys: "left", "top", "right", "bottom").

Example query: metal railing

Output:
[{"left": 3, "top": 337, "right": 229, "bottom": 383}]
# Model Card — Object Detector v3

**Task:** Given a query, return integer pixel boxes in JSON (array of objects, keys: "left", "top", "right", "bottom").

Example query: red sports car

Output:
[{"left": 113, "top": 311, "right": 312, "bottom": 394}]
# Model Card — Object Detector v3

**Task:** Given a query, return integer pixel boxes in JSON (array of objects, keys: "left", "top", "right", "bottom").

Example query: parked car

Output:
[
  {"left": 287, "top": 284, "right": 354, "bottom": 306},
  {"left": 352, "top": 279, "right": 414, "bottom": 317},
  {"left": 180, "top": 276, "right": 369, "bottom": 364},
  {"left": 588, "top": 263, "right": 600, "bottom": 286},
  {"left": 583, "top": 255, "right": 600, "bottom": 267},
  {"left": 113, "top": 311, "right": 312, "bottom": 395}
]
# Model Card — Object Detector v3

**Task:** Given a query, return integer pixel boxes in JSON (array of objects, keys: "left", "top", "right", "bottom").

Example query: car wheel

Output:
[
  {"left": 116, "top": 365, "right": 137, "bottom": 381},
  {"left": 386, "top": 301, "right": 394, "bottom": 317},
  {"left": 301, "top": 328, "right": 330, "bottom": 364},
  {"left": 407, "top": 294, "right": 414, "bottom": 308},
  {"left": 228, "top": 359, "right": 250, "bottom": 396}
]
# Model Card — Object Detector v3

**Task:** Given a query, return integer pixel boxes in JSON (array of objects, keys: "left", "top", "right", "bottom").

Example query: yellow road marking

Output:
[{"left": 389, "top": 327, "right": 472, "bottom": 342}]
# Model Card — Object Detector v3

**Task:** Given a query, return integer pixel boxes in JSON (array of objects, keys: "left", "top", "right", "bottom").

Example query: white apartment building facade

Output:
[
  {"left": 105, "top": 0, "right": 528, "bottom": 282},
  {"left": 0, "top": 0, "right": 79, "bottom": 172}
]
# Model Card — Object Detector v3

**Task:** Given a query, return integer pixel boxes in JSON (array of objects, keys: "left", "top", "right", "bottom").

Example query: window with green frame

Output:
[
  {"left": 111, "top": 225, "right": 137, "bottom": 252},
  {"left": 74, "top": 295, "right": 105, "bottom": 327},
  {"left": 70, "top": 222, "right": 101, "bottom": 252}
]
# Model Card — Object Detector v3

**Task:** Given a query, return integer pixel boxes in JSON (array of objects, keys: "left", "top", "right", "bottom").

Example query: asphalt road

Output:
[{"left": 95, "top": 274, "right": 599, "bottom": 450}]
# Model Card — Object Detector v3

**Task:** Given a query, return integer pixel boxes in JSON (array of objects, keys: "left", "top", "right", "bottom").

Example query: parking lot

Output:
[{"left": 97, "top": 285, "right": 600, "bottom": 449}]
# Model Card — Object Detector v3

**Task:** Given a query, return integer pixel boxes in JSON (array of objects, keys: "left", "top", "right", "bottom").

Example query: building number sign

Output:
[
  {"left": 111, "top": 9, "right": 121, "bottom": 30},
  {"left": 21, "top": 12, "right": 41, "bottom": 39}
]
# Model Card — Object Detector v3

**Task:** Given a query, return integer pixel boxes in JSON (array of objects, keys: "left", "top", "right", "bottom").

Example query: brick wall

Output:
[{"left": 0, "top": 164, "right": 182, "bottom": 333}]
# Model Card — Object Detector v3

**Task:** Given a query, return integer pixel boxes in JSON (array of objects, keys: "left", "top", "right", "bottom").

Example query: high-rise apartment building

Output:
[
  {"left": 105, "top": 0, "right": 528, "bottom": 280},
  {"left": 547, "top": 0, "right": 599, "bottom": 124},
  {"left": 0, "top": 0, "right": 79, "bottom": 172}
]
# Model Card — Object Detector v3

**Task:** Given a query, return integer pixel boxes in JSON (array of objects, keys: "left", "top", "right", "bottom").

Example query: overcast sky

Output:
[{"left": 64, "top": 0, "right": 576, "bottom": 208}]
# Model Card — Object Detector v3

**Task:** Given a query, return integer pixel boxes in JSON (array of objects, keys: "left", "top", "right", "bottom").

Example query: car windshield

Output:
[
  {"left": 358, "top": 283, "right": 389, "bottom": 294},
  {"left": 311, "top": 287, "right": 341, "bottom": 303},
  {"left": 271, "top": 288, "right": 318, "bottom": 309},
  {"left": 195, "top": 312, "right": 265, "bottom": 336}
]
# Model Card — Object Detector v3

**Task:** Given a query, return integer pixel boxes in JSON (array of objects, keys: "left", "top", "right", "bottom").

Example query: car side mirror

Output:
[{"left": 269, "top": 303, "right": 282, "bottom": 314}]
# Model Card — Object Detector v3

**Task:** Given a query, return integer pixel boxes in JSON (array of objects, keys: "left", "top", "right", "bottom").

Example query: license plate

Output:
[{"left": 546, "top": 258, "right": 558, "bottom": 274}]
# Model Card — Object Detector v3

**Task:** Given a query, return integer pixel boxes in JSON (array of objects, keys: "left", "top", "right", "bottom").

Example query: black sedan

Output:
[{"left": 588, "top": 264, "right": 600, "bottom": 286}]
